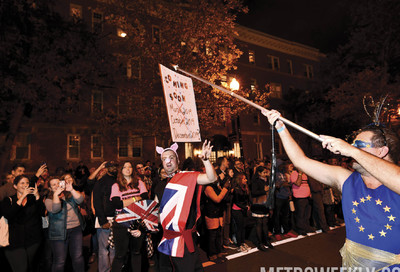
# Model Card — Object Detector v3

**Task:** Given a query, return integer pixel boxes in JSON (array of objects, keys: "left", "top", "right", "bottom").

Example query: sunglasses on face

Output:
[{"left": 352, "top": 139, "right": 375, "bottom": 149}]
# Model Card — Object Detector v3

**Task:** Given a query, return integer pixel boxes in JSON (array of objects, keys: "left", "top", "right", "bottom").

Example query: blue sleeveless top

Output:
[{"left": 342, "top": 172, "right": 400, "bottom": 254}]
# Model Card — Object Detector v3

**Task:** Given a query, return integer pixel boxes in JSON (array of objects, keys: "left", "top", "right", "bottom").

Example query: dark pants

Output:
[
  {"left": 254, "top": 217, "right": 268, "bottom": 246},
  {"left": 293, "top": 197, "right": 311, "bottom": 234},
  {"left": 311, "top": 193, "right": 329, "bottom": 231},
  {"left": 232, "top": 209, "right": 246, "bottom": 245},
  {"left": 222, "top": 203, "right": 232, "bottom": 245},
  {"left": 111, "top": 223, "right": 144, "bottom": 272},
  {"left": 5, "top": 242, "right": 40, "bottom": 272},
  {"left": 273, "top": 198, "right": 290, "bottom": 234},
  {"left": 50, "top": 226, "right": 84, "bottom": 272},
  {"left": 324, "top": 204, "right": 336, "bottom": 226},
  {"left": 158, "top": 243, "right": 203, "bottom": 272},
  {"left": 207, "top": 226, "right": 223, "bottom": 257}
]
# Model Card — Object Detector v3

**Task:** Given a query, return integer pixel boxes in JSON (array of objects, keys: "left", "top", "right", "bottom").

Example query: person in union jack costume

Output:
[
  {"left": 154, "top": 140, "right": 217, "bottom": 272},
  {"left": 264, "top": 109, "right": 400, "bottom": 270}
]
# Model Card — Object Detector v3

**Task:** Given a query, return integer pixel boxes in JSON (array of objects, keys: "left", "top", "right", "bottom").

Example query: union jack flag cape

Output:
[
  {"left": 158, "top": 171, "right": 201, "bottom": 257},
  {"left": 115, "top": 199, "right": 159, "bottom": 232}
]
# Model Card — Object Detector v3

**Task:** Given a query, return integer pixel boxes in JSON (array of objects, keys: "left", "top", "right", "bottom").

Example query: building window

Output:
[
  {"left": 118, "top": 95, "right": 129, "bottom": 115},
  {"left": 287, "top": 59, "right": 293, "bottom": 75},
  {"left": 92, "top": 11, "right": 103, "bottom": 33},
  {"left": 11, "top": 134, "right": 31, "bottom": 160},
  {"left": 152, "top": 25, "right": 160, "bottom": 44},
  {"left": 185, "top": 143, "right": 193, "bottom": 159},
  {"left": 270, "top": 83, "right": 282, "bottom": 98},
  {"left": 127, "top": 57, "right": 141, "bottom": 79},
  {"left": 92, "top": 90, "right": 103, "bottom": 114},
  {"left": 267, "top": 55, "right": 280, "bottom": 71},
  {"left": 249, "top": 50, "right": 255, "bottom": 64},
  {"left": 304, "top": 64, "right": 313, "bottom": 79},
  {"left": 253, "top": 113, "right": 260, "bottom": 125},
  {"left": 118, "top": 135, "right": 143, "bottom": 158},
  {"left": 220, "top": 75, "right": 228, "bottom": 88},
  {"left": 70, "top": 4, "right": 82, "bottom": 22},
  {"left": 250, "top": 78, "right": 257, "bottom": 91},
  {"left": 91, "top": 135, "right": 103, "bottom": 159},
  {"left": 67, "top": 134, "right": 80, "bottom": 159},
  {"left": 118, "top": 136, "right": 129, "bottom": 158}
]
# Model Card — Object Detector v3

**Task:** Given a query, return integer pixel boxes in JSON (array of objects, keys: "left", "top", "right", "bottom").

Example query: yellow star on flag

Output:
[
  {"left": 360, "top": 197, "right": 366, "bottom": 203},
  {"left": 383, "top": 206, "right": 391, "bottom": 212},
  {"left": 385, "top": 224, "right": 392, "bottom": 230},
  {"left": 388, "top": 215, "right": 396, "bottom": 222},
  {"left": 376, "top": 199, "right": 383, "bottom": 205},
  {"left": 352, "top": 208, "right": 356, "bottom": 214},
  {"left": 352, "top": 200, "right": 359, "bottom": 207},
  {"left": 379, "top": 230, "right": 387, "bottom": 237},
  {"left": 366, "top": 195, "right": 372, "bottom": 201},
  {"left": 355, "top": 217, "right": 360, "bottom": 223},
  {"left": 368, "top": 234, "right": 375, "bottom": 240},
  {"left": 359, "top": 226, "right": 365, "bottom": 232}
]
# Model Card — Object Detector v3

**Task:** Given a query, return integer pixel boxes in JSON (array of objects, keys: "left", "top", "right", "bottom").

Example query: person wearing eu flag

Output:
[{"left": 263, "top": 109, "right": 400, "bottom": 270}]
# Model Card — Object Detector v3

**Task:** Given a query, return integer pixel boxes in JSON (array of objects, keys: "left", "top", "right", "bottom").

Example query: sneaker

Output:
[
  {"left": 264, "top": 240, "right": 274, "bottom": 249},
  {"left": 275, "top": 234, "right": 283, "bottom": 241},
  {"left": 257, "top": 244, "right": 268, "bottom": 252},
  {"left": 238, "top": 244, "right": 248, "bottom": 253},
  {"left": 223, "top": 242, "right": 238, "bottom": 250},
  {"left": 284, "top": 232, "right": 298, "bottom": 238}
]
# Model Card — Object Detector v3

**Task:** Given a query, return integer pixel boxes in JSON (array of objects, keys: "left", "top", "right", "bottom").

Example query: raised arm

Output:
[
  {"left": 197, "top": 140, "right": 217, "bottom": 185},
  {"left": 322, "top": 135, "right": 400, "bottom": 194},
  {"left": 262, "top": 110, "right": 352, "bottom": 191}
]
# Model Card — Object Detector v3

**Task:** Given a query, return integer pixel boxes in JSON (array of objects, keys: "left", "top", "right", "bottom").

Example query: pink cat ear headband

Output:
[{"left": 156, "top": 143, "right": 179, "bottom": 163}]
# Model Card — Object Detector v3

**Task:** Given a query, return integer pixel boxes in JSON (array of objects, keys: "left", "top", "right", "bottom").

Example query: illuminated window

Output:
[
  {"left": 70, "top": 4, "right": 82, "bottom": 22},
  {"left": 249, "top": 50, "right": 255, "bottom": 64},
  {"left": 269, "top": 83, "right": 282, "bottom": 98},
  {"left": 67, "top": 134, "right": 80, "bottom": 159},
  {"left": 91, "top": 135, "right": 103, "bottom": 159},
  {"left": 250, "top": 78, "right": 257, "bottom": 91}
]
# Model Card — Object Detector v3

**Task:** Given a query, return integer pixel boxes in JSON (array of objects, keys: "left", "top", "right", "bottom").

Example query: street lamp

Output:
[{"left": 230, "top": 78, "right": 239, "bottom": 91}]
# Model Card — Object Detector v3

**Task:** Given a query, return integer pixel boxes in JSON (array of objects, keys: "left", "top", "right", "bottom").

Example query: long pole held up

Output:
[{"left": 173, "top": 65, "right": 323, "bottom": 143}]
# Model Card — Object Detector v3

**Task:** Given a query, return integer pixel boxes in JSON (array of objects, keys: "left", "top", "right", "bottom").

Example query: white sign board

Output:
[{"left": 159, "top": 64, "right": 201, "bottom": 142}]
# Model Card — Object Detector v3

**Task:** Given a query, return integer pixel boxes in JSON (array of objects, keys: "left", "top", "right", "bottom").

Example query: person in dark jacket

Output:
[
  {"left": 203, "top": 178, "right": 230, "bottom": 262},
  {"left": 231, "top": 173, "right": 251, "bottom": 252},
  {"left": 250, "top": 166, "right": 274, "bottom": 251},
  {"left": 92, "top": 161, "right": 118, "bottom": 272},
  {"left": 2, "top": 175, "right": 45, "bottom": 272}
]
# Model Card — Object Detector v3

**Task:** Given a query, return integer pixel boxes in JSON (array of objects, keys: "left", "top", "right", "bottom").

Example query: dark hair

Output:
[
  {"left": 358, "top": 126, "right": 400, "bottom": 163},
  {"left": 116, "top": 161, "right": 140, "bottom": 191},
  {"left": 13, "top": 174, "right": 29, "bottom": 185},
  {"left": 182, "top": 157, "right": 195, "bottom": 171},
  {"left": 254, "top": 166, "right": 267, "bottom": 178},
  {"left": 12, "top": 163, "right": 25, "bottom": 171},
  {"left": 216, "top": 156, "right": 227, "bottom": 167}
]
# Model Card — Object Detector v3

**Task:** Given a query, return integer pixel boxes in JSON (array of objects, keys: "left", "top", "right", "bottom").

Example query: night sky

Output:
[{"left": 237, "top": 0, "right": 352, "bottom": 53}]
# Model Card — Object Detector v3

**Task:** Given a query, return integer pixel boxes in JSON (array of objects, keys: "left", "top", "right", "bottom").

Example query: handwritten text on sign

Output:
[{"left": 159, "top": 64, "right": 201, "bottom": 142}]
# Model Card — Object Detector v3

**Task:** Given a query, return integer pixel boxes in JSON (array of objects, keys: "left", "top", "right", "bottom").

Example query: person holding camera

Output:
[
  {"left": 45, "top": 174, "right": 85, "bottom": 272},
  {"left": 2, "top": 174, "right": 45, "bottom": 271}
]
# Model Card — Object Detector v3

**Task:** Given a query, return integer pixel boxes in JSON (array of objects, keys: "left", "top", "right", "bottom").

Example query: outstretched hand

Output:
[
  {"left": 199, "top": 140, "right": 213, "bottom": 161},
  {"left": 321, "top": 135, "right": 355, "bottom": 157}
]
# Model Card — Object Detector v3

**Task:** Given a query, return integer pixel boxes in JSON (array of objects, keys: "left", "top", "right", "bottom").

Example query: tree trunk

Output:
[{"left": 0, "top": 103, "right": 25, "bottom": 174}]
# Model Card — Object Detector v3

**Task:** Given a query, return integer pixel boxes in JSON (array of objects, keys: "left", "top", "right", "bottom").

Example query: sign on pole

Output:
[{"left": 159, "top": 64, "right": 201, "bottom": 142}]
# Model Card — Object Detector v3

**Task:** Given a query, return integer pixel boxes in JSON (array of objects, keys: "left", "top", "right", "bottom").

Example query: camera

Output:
[
  {"left": 29, "top": 179, "right": 36, "bottom": 188},
  {"left": 59, "top": 180, "right": 66, "bottom": 189}
]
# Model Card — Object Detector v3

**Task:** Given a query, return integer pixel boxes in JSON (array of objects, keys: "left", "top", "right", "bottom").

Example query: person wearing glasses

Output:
[{"left": 263, "top": 109, "right": 400, "bottom": 270}]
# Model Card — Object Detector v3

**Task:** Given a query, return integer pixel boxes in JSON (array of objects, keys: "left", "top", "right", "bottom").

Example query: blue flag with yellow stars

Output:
[{"left": 342, "top": 172, "right": 400, "bottom": 254}]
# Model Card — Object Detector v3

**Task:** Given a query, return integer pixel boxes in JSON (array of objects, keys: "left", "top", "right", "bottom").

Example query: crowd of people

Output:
[{"left": 0, "top": 148, "right": 346, "bottom": 271}]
